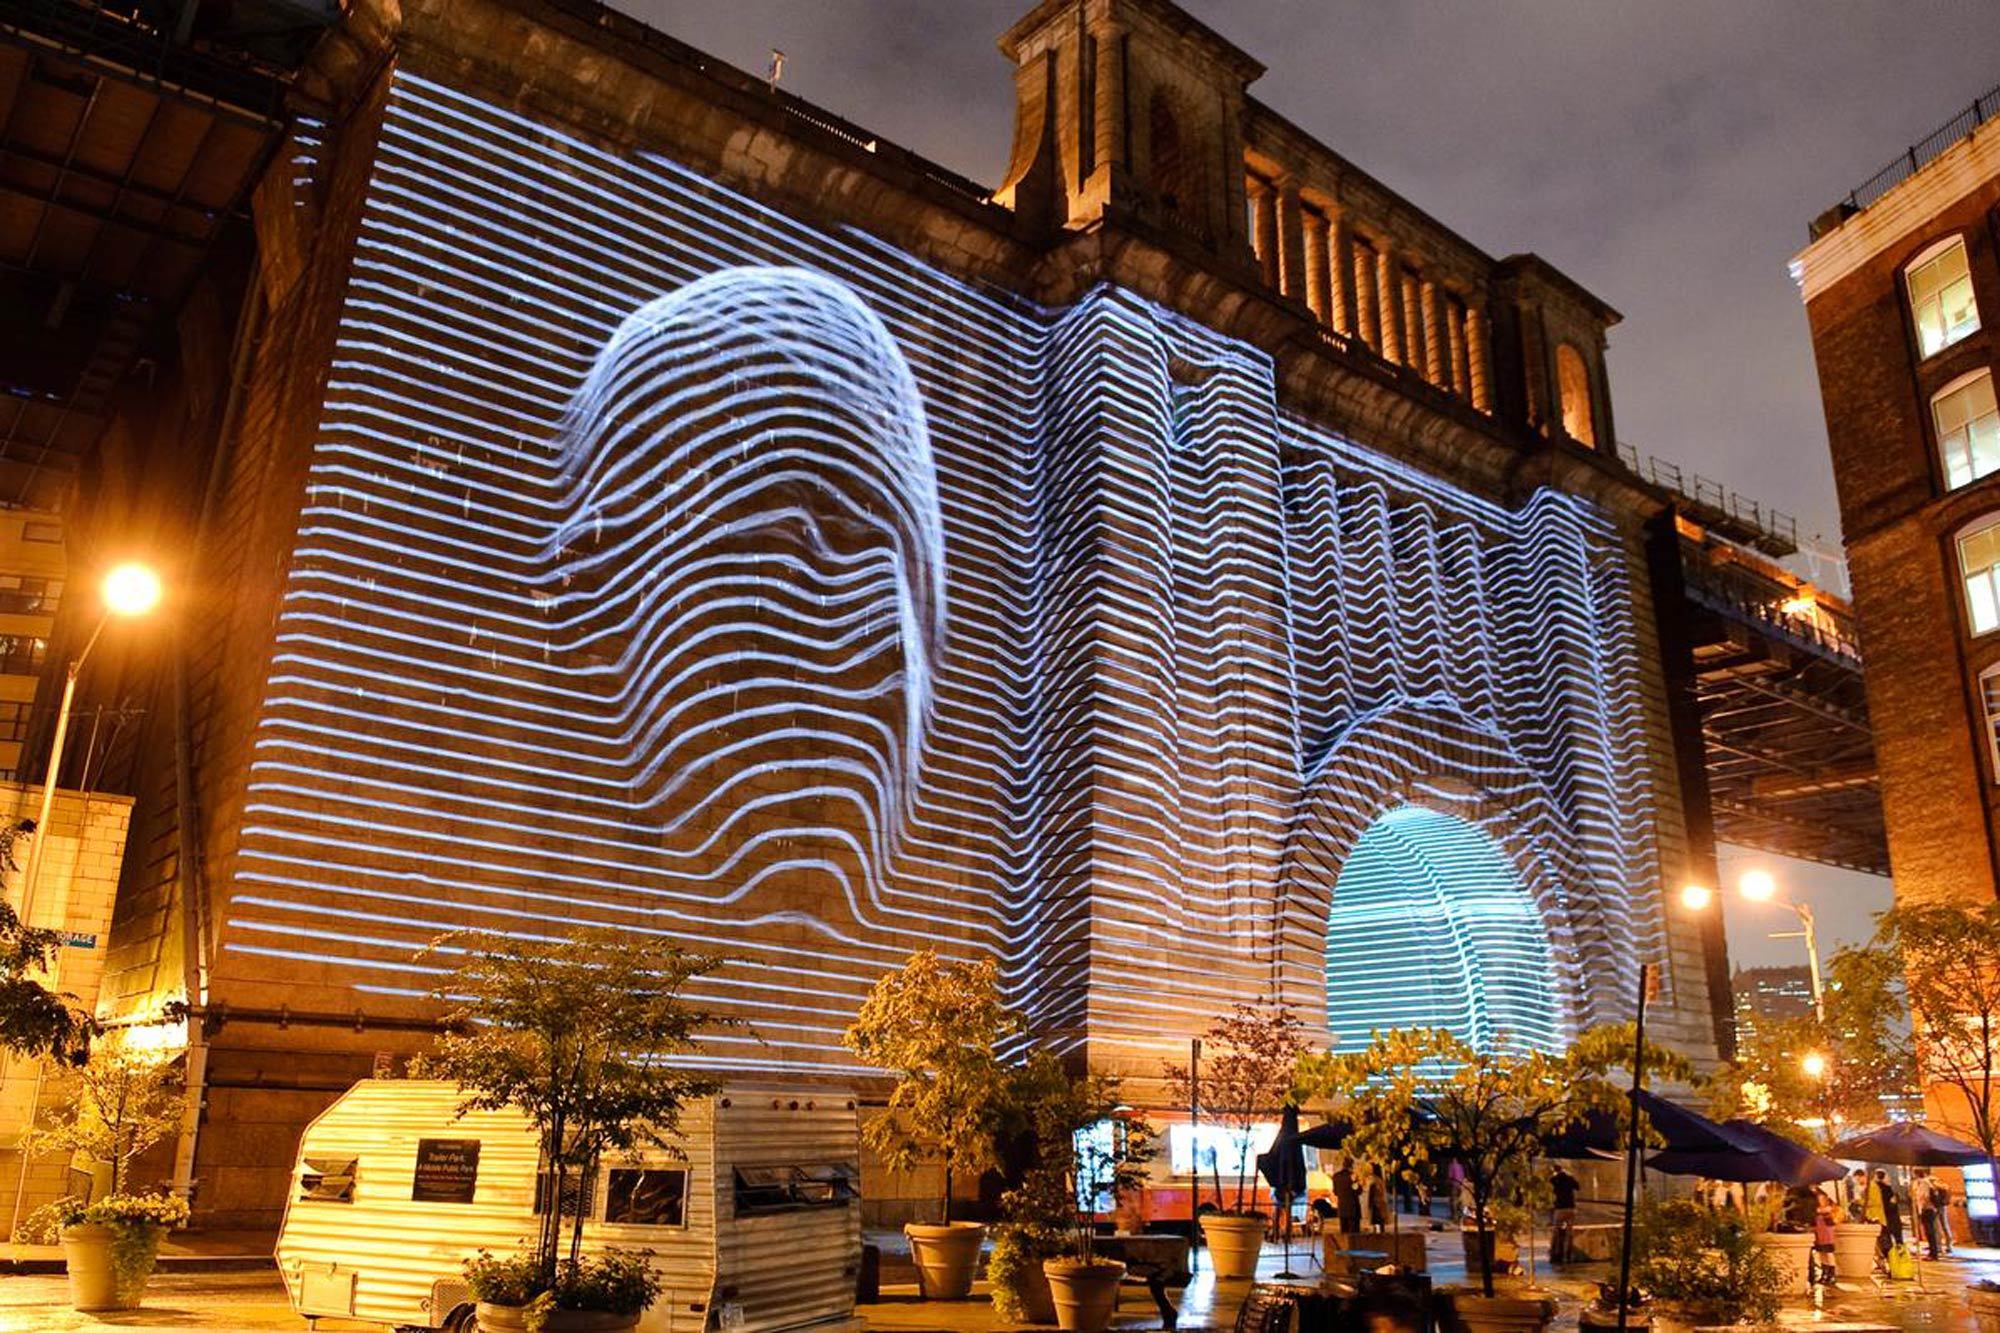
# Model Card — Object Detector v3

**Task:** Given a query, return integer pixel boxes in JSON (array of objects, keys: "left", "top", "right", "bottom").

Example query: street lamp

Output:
[
  {"left": 1676, "top": 870, "right": 1825, "bottom": 1022},
  {"left": 1801, "top": 1051, "right": 1828, "bottom": 1081},
  {"left": 16, "top": 562, "right": 163, "bottom": 922}
]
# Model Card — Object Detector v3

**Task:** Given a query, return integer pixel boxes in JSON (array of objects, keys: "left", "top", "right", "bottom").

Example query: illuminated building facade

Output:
[{"left": 89, "top": 0, "right": 1727, "bottom": 1224}]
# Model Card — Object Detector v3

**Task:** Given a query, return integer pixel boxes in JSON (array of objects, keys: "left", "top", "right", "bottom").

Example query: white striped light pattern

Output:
[
  {"left": 1323, "top": 805, "right": 1562, "bottom": 1055},
  {"left": 221, "top": 67, "right": 1669, "bottom": 1074}
]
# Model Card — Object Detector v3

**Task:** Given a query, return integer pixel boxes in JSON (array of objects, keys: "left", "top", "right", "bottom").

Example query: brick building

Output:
[
  {"left": 6, "top": 0, "right": 1737, "bottom": 1227},
  {"left": 1793, "top": 92, "right": 2000, "bottom": 910}
]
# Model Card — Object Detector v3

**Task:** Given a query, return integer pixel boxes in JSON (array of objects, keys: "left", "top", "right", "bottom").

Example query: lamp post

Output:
[
  {"left": 14, "top": 561, "right": 161, "bottom": 922},
  {"left": 1678, "top": 872, "right": 1823, "bottom": 1023}
]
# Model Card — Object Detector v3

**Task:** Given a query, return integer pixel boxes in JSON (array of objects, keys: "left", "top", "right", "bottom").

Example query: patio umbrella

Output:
[
  {"left": 1541, "top": 1091, "right": 1754, "bottom": 1158},
  {"left": 1647, "top": 1118, "right": 1845, "bottom": 1185},
  {"left": 1827, "top": 1124, "right": 1990, "bottom": 1167},
  {"left": 1256, "top": 1104, "right": 1311, "bottom": 1279}
]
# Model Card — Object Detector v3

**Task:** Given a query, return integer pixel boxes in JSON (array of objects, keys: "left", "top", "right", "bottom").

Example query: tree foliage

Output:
[
  {"left": 22, "top": 1034, "right": 182, "bottom": 1198},
  {"left": 1296, "top": 1025, "right": 1691, "bottom": 1296},
  {"left": 1704, "top": 950, "right": 1914, "bottom": 1148},
  {"left": 842, "top": 949, "right": 1014, "bottom": 1223},
  {"left": 1162, "top": 999, "right": 1308, "bottom": 1215},
  {"left": 998, "top": 1051, "right": 1152, "bottom": 1262},
  {"left": 1862, "top": 901, "right": 2000, "bottom": 1172},
  {"left": 422, "top": 927, "right": 732, "bottom": 1289},
  {"left": 0, "top": 819, "right": 93, "bottom": 1066}
]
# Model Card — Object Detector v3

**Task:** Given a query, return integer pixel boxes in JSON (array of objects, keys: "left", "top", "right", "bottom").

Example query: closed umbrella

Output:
[
  {"left": 1827, "top": 1124, "right": 1989, "bottom": 1167},
  {"left": 1257, "top": 1104, "right": 1311, "bottom": 1279}
]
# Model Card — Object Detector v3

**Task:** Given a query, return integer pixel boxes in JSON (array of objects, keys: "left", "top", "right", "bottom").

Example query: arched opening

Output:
[
  {"left": 1556, "top": 343, "right": 1595, "bottom": 447},
  {"left": 1324, "top": 805, "right": 1562, "bottom": 1055}
]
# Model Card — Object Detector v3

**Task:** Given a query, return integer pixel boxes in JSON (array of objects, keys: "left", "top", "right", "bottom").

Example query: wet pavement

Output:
[{"left": 0, "top": 1226, "right": 1992, "bottom": 1331}]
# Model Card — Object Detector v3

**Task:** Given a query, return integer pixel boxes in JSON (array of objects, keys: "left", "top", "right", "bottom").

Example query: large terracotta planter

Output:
[
  {"left": 1755, "top": 1230, "right": 1815, "bottom": 1296},
  {"left": 1967, "top": 1286, "right": 2000, "bottom": 1333},
  {"left": 61, "top": 1221, "right": 164, "bottom": 1312},
  {"left": 1200, "top": 1213, "right": 1267, "bottom": 1280},
  {"left": 1044, "top": 1257, "right": 1126, "bottom": 1333},
  {"left": 1439, "top": 1291, "right": 1558, "bottom": 1333},
  {"left": 474, "top": 1303, "right": 640, "bottom": 1331},
  {"left": 906, "top": 1221, "right": 986, "bottom": 1299},
  {"left": 1834, "top": 1221, "right": 1879, "bottom": 1282}
]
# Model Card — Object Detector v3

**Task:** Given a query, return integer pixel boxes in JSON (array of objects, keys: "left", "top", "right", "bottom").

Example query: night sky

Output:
[{"left": 617, "top": 1, "right": 2000, "bottom": 969}]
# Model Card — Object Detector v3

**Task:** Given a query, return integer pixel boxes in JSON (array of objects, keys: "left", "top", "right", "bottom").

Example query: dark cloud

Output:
[{"left": 621, "top": 2, "right": 1999, "bottom": 957}]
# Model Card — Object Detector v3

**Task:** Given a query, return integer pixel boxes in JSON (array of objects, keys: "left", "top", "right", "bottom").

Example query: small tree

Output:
[
  {"left": 0, "top": 819, "right": 93, "bottom": 1066},
  {"left": 1163, "top": 1000, "right": 1307, "bottom": 1216},
  {"left": 843, "top": 950, "right": 1014, "bottom": 1224},
  {"left": 423, "top": 927, "right": 732, "bottom": 1291},
  {"left": 1861, "top": 902, "right": 2000, "bottom": 1187},
  {"left": 1297, "top": 1025, "right": 1691, "bottom": 1297},
  {"left": 22, "top": 1035, "right": 181, "bottom": 1200}
]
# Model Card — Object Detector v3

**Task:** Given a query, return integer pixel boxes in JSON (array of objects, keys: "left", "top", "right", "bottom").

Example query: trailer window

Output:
[
  {"left": 734, "top": 1163, "right": 858, "bottom": 1214},
  {"left": 602, "top": 1169, "right": 687, "bottom": 1227},
  {"left": 298, "top": 1158, "right": 357, "bottom": 1203}
]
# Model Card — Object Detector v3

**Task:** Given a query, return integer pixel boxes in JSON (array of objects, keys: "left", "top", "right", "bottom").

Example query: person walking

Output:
[
  {"left": 1550, "top": 1165, "right": 1579, "bottom": 1265},
  {"left": 1365, "top": 1164, "right": 1391, "bottom": 1233}
]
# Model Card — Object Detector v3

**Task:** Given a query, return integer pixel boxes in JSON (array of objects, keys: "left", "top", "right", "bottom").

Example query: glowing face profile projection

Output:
[
  {"left": 538, "top": 265, "right": 945, "bottom": 880},
  {"left": 1323, "top": 805, "right": 1563, "bottom": 1055}
]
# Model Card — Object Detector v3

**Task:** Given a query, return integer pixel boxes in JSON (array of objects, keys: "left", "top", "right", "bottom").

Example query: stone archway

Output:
[{"left": 1324, "top": 804, "right": 1562, "bottom": 1054}]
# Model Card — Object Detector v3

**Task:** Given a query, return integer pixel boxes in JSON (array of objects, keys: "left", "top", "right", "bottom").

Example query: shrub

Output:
[
  {"left": 987, "top": 1222, "right": 1066, "bottom": 1322},
  {"left": 1632, "top": 1198, "right": 1783, "bottom": 1325},
  {"left": 465, "top": 1249, "right": 660, "bottom": 1331}
]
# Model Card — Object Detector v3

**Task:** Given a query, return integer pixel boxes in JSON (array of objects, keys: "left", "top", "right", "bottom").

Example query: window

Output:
[
  {"left": 1982, "top": 665, "right": 2000, "bottom": 779},
  {"left": 533, "top": 1170, "right": 595, "bottom": 1218},
  {"left": 298, "top": 1157, "right": 357, "bottom": 1203},
  {"left": 1936, "top": 371, "right": 2000, "bottom": 490},
  {"left": 1907, "top": 236, "right": 1981, "bottom": 358},
  {"left": 1556, "top": 344, "right": 1595, "bottom": 446},
  {"left": 602, "top": 1167, "right": 687, "bottom": 1226},
  {"left": 1960, "top": 516, "right": 2000, "bottom": 635}
]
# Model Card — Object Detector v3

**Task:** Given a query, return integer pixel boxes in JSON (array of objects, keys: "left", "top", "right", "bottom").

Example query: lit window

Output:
[
  {"left": 1935, "top": 371, "right": 2000, "bottom": 490},
  {"left": 1907, "top": 236, "right": 1980, "bottom": 358},
  {"left": 1960, "top": 517, "right": 2000, "bottom": 635},
  {"left": 1982, "top": 665, "right": 2000, "bottom": 780},
  {"left": 1557, "top": 344, "right": 1595, "bottom": 446}
]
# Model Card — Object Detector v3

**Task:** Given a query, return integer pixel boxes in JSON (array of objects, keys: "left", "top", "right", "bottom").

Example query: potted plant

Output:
[
  {"left": 1164, "top": 1000, "right": 1307, "bottom": 1280},
  {"left": 988, "top": 1221, "right": 1067, "bottom": 1324},
  {"left": 420, "top": 926, "right": 728, "bottom": 1331},
  {"left": 0, "top": 817, "right": 94, "bottom": 1066},
  {"left": 1298, "top": 1025, "right": 1689, "bottom": 1333},
  {"left": 1630, "top": 1198, "right": 1783, "bottom": 1328},
  {"left": 843, "top": 950, "right": 1014, "bottom": 1300},
  {"left": 16, "top": 1035, "right": 186, "bottom": 1311}
]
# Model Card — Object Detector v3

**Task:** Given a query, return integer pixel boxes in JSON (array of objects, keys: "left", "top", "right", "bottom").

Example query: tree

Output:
[
  {"left": 1862, "top": 902, "right": 2000, "bottom": 1184},
  {"left": 1297, "top": 1026, "right": 1691, "bottom": 1297},
  {"left": 1000, "top": 1051, "right": 1152, "bottom": 1258},
  {"left": 0, "top": 819, "right": 93, "bottom": 1066},
  {"left": 422, "top": 927, "right": 732, "bottom": 1289},
  {"left": 842, "top": 950, "right": 1014, "bottom": 1223},
  {"left": 21, "top": 1035, "right": 181, "bottom": 1199},
  {"left": 1704, "top": 951, "right": 1915, "bottom": 1150},
  {"left": 1163, "top": 1000, "right": 1308, "bottom": 1215}
]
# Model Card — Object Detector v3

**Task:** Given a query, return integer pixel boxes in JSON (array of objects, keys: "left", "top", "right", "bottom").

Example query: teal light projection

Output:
[{"left": 1324, "top": 805, "right": 1563, "bottom": 1055}]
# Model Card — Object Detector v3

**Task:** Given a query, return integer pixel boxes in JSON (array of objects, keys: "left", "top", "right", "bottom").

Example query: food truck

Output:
[{"left": 275, "top": 1080, "right": 862, "bottom": 1332}]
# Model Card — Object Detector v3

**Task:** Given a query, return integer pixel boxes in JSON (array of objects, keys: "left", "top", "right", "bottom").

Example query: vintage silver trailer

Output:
[{"left": 275, "top": 1079, "right": 861, "bottom": 1332}]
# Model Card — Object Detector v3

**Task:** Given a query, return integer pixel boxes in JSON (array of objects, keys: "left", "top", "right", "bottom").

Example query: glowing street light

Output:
[
  {"left": 1679, "top": 883, "right": 1714, "bottom": 912},
  {"left": 1801, "top": 1051, "right": 1828, "bottom": 1080},
  {"left": 17, "top": 562, "right": 165, "bottom": 921},
  {"left": 1739, "top": 869, "right": 1778, "bottom": 902},
  {"left": 1677, "top": 868, "right": 1824, "bottom": 1022}
]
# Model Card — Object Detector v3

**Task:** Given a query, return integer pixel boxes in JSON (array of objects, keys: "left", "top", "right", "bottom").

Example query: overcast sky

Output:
[{"left": 618, "top": 1, "right": 2000, "bottom": 967}]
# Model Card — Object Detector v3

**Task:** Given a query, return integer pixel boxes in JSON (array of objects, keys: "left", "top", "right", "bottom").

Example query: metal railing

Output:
[
  {"left": 1819, "top": 80, "right": 2000, "bottom": 232},
  {"left": 1616, "top": 444, "right": 1799, "bottom": 555}
]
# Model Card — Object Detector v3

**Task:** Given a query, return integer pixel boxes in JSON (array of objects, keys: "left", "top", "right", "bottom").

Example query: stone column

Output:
[
  {"left": 1090, "top": 19, "right": 1127, "bottom": 174},
  {"left": 1330, "top": 212, "right": 1358, "bottom": 337},
  {"left": 1447, "top": 299, "right": 1472, "bottom": 397},
  {"left": 1277, "top": 181, "right": 1310, "bottom": 305},
  {"left": 1402, "top": 272, "right": 1427, "bottom": 375},
  {"left": 1353, "top": 239, "right": 1381, "bottom": 350},
  {"left": 1377, "top": 246, "right": 1406, "bottom": 365},
  {"left": 1466, "top": 303, "right": 1494, "bottom": 411},
  {"left": 1303, "top": 211, "right": 1331, "bottom": 325},
  {"left": 1421, "top": 281, "right": 1449, "bottom": 387},
  {"left": 1249, "top": 178, "right": 1279, "bottom": 287}
]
